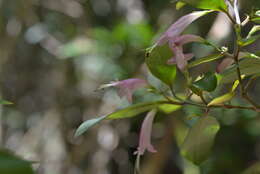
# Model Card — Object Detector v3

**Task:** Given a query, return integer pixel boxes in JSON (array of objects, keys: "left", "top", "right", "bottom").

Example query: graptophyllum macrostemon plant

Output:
[{"left": 76, "top": 0, "right": 260, "bottom": 172}]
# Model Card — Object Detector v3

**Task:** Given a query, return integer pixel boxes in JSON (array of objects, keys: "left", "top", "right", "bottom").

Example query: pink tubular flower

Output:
[
  {"left": 167, "top": 34, "right": 204, "bottom": 71},
  {"left": 156, "top": 10, "right": 211, "bottom": 45},
  {"left": 135, "top": 109, "right": 157, "bottom": 156},
  {"left": 155, "top": 10, "right": 210, "bottom": 71},
  {"left": 98, "top": 78, "right": 148, "bottom": 103}
]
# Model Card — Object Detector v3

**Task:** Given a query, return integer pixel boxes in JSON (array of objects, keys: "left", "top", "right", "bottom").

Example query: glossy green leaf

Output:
[
  {"left": 0, "top": 149, "right": 34, "bottom": 174},
  {"left": 207, "top": 92, "right": 235, "bottom": 106},
  {"left": 179, "top": 0, "right": 227, "bottom": 11},
  {"left": 146, "top": 45, "right": 176, "bottom": 85},
  {"left": 75, "top": 101, "right": 170, "bottom": 136},
  {"left": 189, "top": 85, "right": 202, "bottom": 96},
  {"left": 188, "top": 53, "right": 224, "bottom": 68},
  {"left": 193, "top": 72, "right": 217, "bottom": 92},
  {"left": 242, "top": 161, "right": 260, "bottom": 174},
  {"left": 181, "top": 116, "right": 220, "bottom": 165},
  {"left": 220, "top": 57, "right": 260, "bottom": 83}
]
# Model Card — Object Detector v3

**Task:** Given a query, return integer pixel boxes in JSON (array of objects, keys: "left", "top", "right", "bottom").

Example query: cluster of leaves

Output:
[{"left": 76, "top": 0, "right": 260, "bottom": 172}]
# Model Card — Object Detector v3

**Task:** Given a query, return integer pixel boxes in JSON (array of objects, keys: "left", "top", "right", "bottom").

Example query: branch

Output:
[{"left": 233, "top": 26, "right": 260, "bottom": 109}]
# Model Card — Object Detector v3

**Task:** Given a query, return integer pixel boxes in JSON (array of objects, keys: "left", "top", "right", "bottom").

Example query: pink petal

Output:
[
  {"left": 216, "top": 58, "right": 234, "bottom": 73},
  {"left": 172, "top": 46, "right": 187, "bottom": 71},
  {"left": 99, "top": 78, "right": 148, "bottom": 103},
  {"left": 174, "top": 34, "right": 204, "bottom": 46},
  {"left": 118, "top": 87, "right": 133, "bottom": 103},
  {"left": 167, "top": 53, "right": 194, "bottom": 65},
  {"left": 157, "top": 10, "right": 211, "bottom": 45},
  {"left": 136, "top": 109, "right": 157, "bottom": 155},
  {"left": 116, "top": 78, "right": 148, "bottom": 103}
]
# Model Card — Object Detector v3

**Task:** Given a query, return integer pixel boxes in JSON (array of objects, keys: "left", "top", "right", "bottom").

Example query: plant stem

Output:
[
  {"left": 162, "top": 94, "right": 257, "bottom": 111},
  {"left": 233, "top": 26, "right": 260, "bottom": 108},
  {"left": 169, "top": 85, "right": 183, "bottom": 102}
]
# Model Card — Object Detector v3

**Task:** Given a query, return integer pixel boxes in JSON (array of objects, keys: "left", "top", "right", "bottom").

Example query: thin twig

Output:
[
  {"left": 161, "top": 94, "right": 257, "bottom": 111},
  {"left": 232, "top": 26, "right": 260, "bottom": 108}
]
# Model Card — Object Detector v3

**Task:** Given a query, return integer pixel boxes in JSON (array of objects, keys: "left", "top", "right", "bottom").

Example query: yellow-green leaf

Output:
[
  {"left": 180, "top": 0, "right": 227, "bottom": 11},
  {"left": 158, "top": 104, "right": 181, "bottom": 114},
  {"left": 75, "top": 100, "right": 170, "bottom": 136},
  {"left": 188, "top": 53, "right": 224, "bottom": 68},
  {"left": 207, "top": 92, "right": 235, "bottom": 106},
  {"left": 176, "top": 1, "right": 186, "bottom": 10}
]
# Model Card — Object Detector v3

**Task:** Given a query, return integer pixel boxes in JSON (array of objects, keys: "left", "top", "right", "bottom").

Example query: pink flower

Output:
[
  {"left": 156, "top": 10, "right": 211, "bottom": 45},
  {"left": 135, "top": 109, "right": 157, "bottom": 156},
  {"left": 98, "top": 78, "right": 148, "bottom": 103},
  {"left": 155, "top": 10, "right": 210, "bottom": 71},
  {"left": 167, "top": 34, "right": 204, "bottom": 71}
]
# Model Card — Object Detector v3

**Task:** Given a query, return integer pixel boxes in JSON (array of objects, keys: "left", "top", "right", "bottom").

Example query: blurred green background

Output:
[{"left": 0, "top": 0, "right": 260, "bottom": 173}]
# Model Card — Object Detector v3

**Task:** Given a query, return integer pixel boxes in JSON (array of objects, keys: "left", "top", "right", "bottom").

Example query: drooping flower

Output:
[
  {"left": 135, "top": 109, "right": 157, "bottom": 156},
  {"left": 167, "top": 34, "right": 204, "bottom": 71},
  {"left": 156, "top": 10, "right": 211, "bottom": 46},
  {"left": 98, "top": 78, "right": 148, "bottom": 103},
  {"left": 155, "top": 10, "right": 210, "bottom": 71}
]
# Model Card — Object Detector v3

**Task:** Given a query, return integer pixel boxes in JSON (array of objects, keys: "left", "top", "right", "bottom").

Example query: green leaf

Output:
[
  {"left": 75, "top": 115, "right": 107, "bottom": 137},
  {"left": 231, "top": 75, "right": 245, "bottom": 92},
  {"left": 189, "top": 85, "right": 202, "bottom": 96},
  {"left": 158, "top": 104, "right": 181, "bottom": 114},
  {"left": 146, "top": 44, "right": 177, "bottom": 86},
  {"left": 192, "top": 72, "right": 217, "bottom": 92},
  {"left": 207, "top": 92, "right": 235, "bottom": 106},
  {"left": 238, "top": 35, "right": 260, "bottom": 47},
  {"left": 256, "top": 10, "right": 260, "bottom": 17},
  {"left": 75, "top": 100, "right": 170, "bottom": 136},
  {"left": 242, "top": 162, "right": 260, "bottom": 174},
  {"left": 179, "top": 0, "right": 227, "bottom": 11},
  {"left": 176, "top": 1, "right": 186, "bottom": 10},
  {"left": 247, "top": 25, "right": 260, "bottom": 38},
  {"left": 181, "top": 116, "right": 220, "bottom": 165},
  {"left": 251, "top": 17, "right": 260, "bottom": 24},
  {"left": 0, "top": 149, "right": 34, "bottom": 174},
  {"left": 188, "top": 53, "right": 224, "bottom": 68},
  {"left": 107, "top": 101, "right": 169, "bottom": 119},
  {"left": 0, "top": 100, "right": 13, "bottom": 105},
  {"left": 220, "top": 57, "right": 260, "bottom": 83}
]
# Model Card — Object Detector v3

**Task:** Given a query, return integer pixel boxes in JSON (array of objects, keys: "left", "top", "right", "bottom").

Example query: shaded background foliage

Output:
[{"left": 0, "top": 0, "right": 260, "bottom": 173}]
